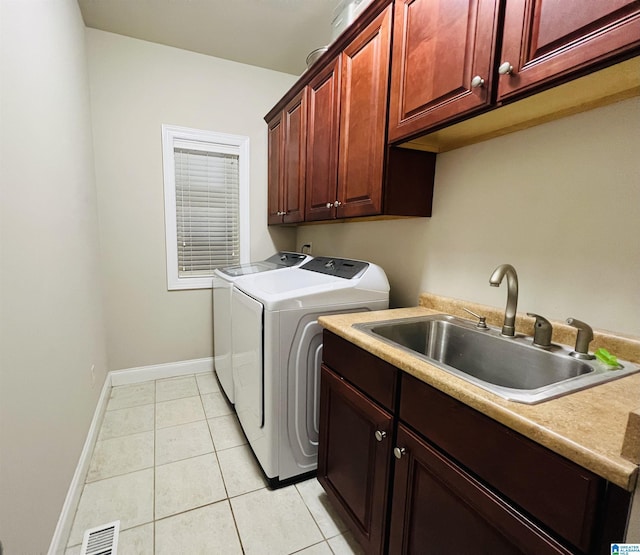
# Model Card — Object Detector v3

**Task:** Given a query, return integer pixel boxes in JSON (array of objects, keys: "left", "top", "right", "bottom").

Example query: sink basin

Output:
[{"left": 354, "top": 314, "right": 639, "bottom": 403}]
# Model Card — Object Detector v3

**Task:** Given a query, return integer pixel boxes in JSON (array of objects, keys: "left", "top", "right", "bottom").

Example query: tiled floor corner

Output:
[{"left": 65, "top": 372, "right": 361, "bottom": 554}]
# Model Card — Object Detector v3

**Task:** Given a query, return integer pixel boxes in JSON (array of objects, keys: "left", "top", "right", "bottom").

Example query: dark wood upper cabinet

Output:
[
  {"left": 387, "top": 0, "right": 640, "bottom": 144},
  {"left": 267, "top": 113, "right": 283, "bottom": 225},
  {"left": 388, "top": 0, "right": 502, "bottom": 143},
  {"left": 308, "top": 6, "right": 436, "bottom": 221},
  {"left": 266, "top": 89, "right": 307, "bottom": 224},
  {"left": 268, "top": 0, "right": 640, "bottom": 194},
  {"left": 498, "top": 0, "right": 640, "bottom": 101},
  {"left": 337, "top": 5, "right": 392, "bottom": 219},
  {"left": 266, "top": 0, "right": 436, "bottom": 225},
  {"left": 305, "top": 58, "right": 341, "bottom": 222},
  {"left": 283, "top": 91, "right": 307, "bottom": 223}
]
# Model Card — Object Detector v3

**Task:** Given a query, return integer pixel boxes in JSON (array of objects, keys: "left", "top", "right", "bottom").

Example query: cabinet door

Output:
[
  {"left": 337, "top": 5, "right": 392, "bottom": 219},
  {"left": 305, "top": 58, "right": 341, "bottom": 222},
  {"left": 498, "top": 0, "right": 640, "bottom": 101},
  {"left": 317, "top": 366, "right": 393, "bottom": 555},
  {"left": 282, "top": 90, "right": 307, "bottom": 224},
  {"left": 388, "top": 0, "right": 501, "bottom": 143},
  {"left": 267, "top": 113, "right": 283, "bottom": 225},
  {"left": 389, "top": 424, "right": 572, "bottom": 555}
]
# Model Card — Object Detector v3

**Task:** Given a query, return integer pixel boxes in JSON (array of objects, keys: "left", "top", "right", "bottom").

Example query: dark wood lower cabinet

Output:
[
  {"left": 318, "top": 366, "right": 393, "bottom": 554},
  {"left": 318, "top": 330, "right": 633, "bottom": 555},
  {"left": 389, "top": 424, "right": 572, "bottom": 555}
]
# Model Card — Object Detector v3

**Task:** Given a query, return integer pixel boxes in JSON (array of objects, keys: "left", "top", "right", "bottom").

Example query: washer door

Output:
[
  {"left": 231, "top": 289, "right": 264, "bottom": 438},
  {"left": 286, "top": 314, "right": 323, "bottom": 467}
]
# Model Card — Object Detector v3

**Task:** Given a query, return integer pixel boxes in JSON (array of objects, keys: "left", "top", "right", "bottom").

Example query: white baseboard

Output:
[
  {"left": 110, "top": 356, "right": 213, "bottom": 386},
  {"left": 48, "top": 356, "right": 215, "bottom": 554},
  {"left": 48, "top": 374, "right": 112, "bottom": 555}
]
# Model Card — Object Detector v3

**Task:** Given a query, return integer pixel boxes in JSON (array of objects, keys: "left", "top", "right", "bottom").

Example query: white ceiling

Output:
[{"left": 78, "top": 0, "right": 338, "bottom": 76}]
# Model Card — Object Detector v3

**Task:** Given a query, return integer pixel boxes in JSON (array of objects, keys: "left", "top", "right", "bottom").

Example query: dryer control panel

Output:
[{"left": 300, "top": 257, "right": 369, "bottom": 279}]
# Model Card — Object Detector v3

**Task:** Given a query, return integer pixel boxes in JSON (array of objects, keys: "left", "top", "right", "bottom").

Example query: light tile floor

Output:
[{"left": 65, "top": 372, "right": 364, "bottom": 554}]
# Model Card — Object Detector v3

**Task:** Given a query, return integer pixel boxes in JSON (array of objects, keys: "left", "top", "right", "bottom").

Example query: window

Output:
[{"left": 162, "top": 125, "right": 249, "bottom": 290}]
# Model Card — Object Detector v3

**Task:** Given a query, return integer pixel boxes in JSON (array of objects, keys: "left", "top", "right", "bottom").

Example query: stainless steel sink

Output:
[{"left": 354, "top": 314, "right": 639, "bottom": 403}]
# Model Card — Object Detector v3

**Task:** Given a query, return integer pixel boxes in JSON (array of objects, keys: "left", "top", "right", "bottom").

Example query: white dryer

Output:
[
  {"left": 212, "top": 252, "right": 311, "bottom": 403},
  {"left": 231, "top": 257, "right": 389, "bottom": 487}
]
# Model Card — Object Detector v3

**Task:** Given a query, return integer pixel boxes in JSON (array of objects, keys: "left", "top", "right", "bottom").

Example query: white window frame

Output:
[{"left": 162, "top": 124, "right": 250, "bottom": 290}]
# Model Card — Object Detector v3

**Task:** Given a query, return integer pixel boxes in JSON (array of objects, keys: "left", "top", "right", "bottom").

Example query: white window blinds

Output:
[
  {"left": 162, "top": 125, "right": 250, "bottom": 290},
  {"left": 174, "top": 147, "right": 240, "bottom": 276}
]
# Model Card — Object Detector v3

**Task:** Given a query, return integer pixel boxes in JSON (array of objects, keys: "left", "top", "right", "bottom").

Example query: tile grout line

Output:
[
  {"left": 155, "top": 373, "right": 210, "bottom": 542},
  {"left": 198, "top": 374, "right": 231, "bottom": 498},
  {"left": 290, "top": 539, "right": 334, "bottom": 555},
  {"left": 294, "top": 483, "right": 333, "bottom": 543},
  {"left": 202, "top": 372, "right": 247, "bottom": 553},
  {"left": 228, "top": 499, "right": 247, "bottom": 555}
]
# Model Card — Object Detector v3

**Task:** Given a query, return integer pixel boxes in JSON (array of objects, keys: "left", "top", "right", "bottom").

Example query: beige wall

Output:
[
  {"left": 297, "top": 97, "right": 640, "bottom": 337},
  {"left": 86, "top": 29, "right": 297, "bottom": 370},
  {"left": 0, "top": 1, "right": 108, "bottom": 552}
]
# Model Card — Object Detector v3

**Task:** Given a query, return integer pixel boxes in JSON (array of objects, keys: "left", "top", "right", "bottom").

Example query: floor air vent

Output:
[{"left": 80, "top": 520, "right": 120, "bottom": 555}]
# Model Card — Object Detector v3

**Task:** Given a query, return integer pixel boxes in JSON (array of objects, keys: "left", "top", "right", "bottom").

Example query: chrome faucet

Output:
[{"left": 489, "top": 264, "right": 518, "bottom": 337}]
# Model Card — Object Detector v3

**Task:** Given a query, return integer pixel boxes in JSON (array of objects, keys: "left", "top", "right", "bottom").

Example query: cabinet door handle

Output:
[
  {"left": 375, "top": 430, "right": 386, "bottom": 442},
  {"left": 326, "top": 202, "right": 333, "bottom": 209},
  {"left": 471, "top": 75, "right": 485, "bottom": 88},
  {"left": 498, "top": 61, "right": 514, "bottom": 75},
  {"left": 394, "top": 447, "right": 406, "bottom": 459},
  {"left": 334, "top": 200, "right": 342, "bottom": 207}
]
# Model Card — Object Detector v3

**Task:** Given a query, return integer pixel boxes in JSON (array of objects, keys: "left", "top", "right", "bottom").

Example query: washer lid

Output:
[
  {"left": 217, "top": 261, "right": 280, "bottom": 277},
  {"left": 218, "top": 252, "right": 310, "bottom": 277}
]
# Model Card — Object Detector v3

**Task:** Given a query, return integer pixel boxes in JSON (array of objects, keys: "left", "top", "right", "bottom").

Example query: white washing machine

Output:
[
  {"left": 212, "top": 252, "right": 312, "bottom": 403},
  {"left": 231, "top": 257, "right": 389, "bottom": 487}
]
